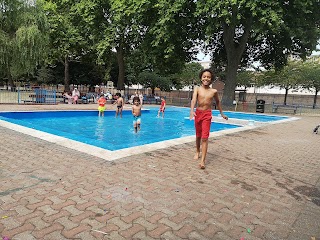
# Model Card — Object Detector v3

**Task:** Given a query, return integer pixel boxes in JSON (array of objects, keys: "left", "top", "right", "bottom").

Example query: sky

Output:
[
  {"left": 196, "top": 52, "right": 210, "bottom": 61},
  {"left": 197, "top": 44, "right": 320, "bottom": 62}
]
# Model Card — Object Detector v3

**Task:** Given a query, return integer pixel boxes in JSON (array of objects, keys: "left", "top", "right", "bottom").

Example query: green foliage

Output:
[
  {"left": 299, "top": 59, "right": 320, "bottom": 91},
  {"left": 42, "top": 0, "right": 86, "bottom": 63},
  {"left": 299, "top": 58, "right": 320, "bottom": 107},
  {"left": 146, "top": 0, "right": 199, "bottom": 74},
  {"left": 138, "top": 71, "right": 172, "bottom": 92},
  {"left": 0, "top": 0, "right": 49, "bottom": 80},
  {"left": 236, "top": 71, "right": 255, "bottom": 87},
  {"left": 171, "top": 62, "right": 203, "bottom": 89},
  {"left": 197, "top": 0, "right": 320, "bottom": 69},
  {"left": 196, "top": 0, "right": 320, "bottom": 106},
  {"left": 266, "top": 61, "right": 302, "bottom": 90}
]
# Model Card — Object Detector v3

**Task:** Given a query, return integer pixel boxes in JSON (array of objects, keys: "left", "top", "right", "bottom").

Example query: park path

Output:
[{"left": 0, "top": 104, "right": 320, "bottom": 239}]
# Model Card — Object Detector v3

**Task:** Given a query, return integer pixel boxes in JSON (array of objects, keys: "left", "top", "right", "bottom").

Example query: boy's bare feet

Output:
[
  {"left": 199, "top": 161, "right": 205, "bottom": 169},
  {"left": 194, "top": 152, "right": 200, "bottom": 160}
]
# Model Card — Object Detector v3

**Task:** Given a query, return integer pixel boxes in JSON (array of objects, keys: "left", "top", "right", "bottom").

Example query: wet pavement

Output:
[{"left": 0, "top": 104, "right": 320, "bottom": 240}]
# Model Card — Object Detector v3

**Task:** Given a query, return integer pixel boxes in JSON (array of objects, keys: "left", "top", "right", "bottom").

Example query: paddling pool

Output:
[{"left": 0, "top": 107, "right": 287, "bottom": 151}]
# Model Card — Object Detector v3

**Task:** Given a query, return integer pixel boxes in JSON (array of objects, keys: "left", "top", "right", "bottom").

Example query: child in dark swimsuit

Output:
[{"left": 114, "top": 93, "right": 124, "bottom": 118}]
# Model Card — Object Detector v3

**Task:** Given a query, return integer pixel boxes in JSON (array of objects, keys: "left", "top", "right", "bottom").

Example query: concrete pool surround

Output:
[{"left": 0, "top": 108, "right": 298, "bottom": 161}]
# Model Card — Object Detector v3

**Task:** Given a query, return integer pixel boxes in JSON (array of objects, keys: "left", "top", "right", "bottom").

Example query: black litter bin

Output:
[{"left": 256, "top": 99, "right": 265, "bottom": 113}]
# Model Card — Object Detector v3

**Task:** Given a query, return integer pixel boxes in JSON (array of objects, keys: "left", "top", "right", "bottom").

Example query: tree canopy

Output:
[
  {"left": 299, "top": 58, "right": 320, "bottom": 108},
  {"left": 1, "top": 0, "right": 319, "bottom": 102},
  {"left": 0, "top": 0, "right": 49, "bottom": 86},
  {"left": 138, "top": 71, "right": 172, "bottom": 95},
  {"left": 196, "top": 0, "right": 320, "bottom": 106}
]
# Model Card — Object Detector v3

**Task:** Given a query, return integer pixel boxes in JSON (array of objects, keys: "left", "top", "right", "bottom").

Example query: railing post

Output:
[{"left": 17, "top": 87, "right": 20, "bottom": 104}]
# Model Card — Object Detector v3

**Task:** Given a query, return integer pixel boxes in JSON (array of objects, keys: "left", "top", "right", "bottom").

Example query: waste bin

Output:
[{"left": 256, "top": 99, "right": 265, "bottom": 113}]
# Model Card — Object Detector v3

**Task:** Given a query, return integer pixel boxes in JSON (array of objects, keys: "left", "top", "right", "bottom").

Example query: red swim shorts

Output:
[{"left": 194, "top": 109, "right": 212, "bottom": 139}]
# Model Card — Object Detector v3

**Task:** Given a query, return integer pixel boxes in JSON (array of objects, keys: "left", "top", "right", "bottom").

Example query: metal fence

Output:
[
  {"left": 1, "top": 87, "right": 319, "bottom": 116},
  {"left": 165, "top": 97, "right": 320, "bottom": 116},
  {"left": 0, "top": 88, "right": 59, "bottom": 104}
]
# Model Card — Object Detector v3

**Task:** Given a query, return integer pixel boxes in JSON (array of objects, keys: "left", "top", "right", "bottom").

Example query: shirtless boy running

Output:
[{"left": 189, "top": 69, "right": 228, "bottom": 169}]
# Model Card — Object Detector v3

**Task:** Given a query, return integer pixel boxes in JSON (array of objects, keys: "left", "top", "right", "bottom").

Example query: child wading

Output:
[
  {"left": 97, "top": 95, "right": 107, "bottom": 117},
  {"left": 132, "top": 96, "right": 142, "bottom": 132},
  {"left": 189, "top": 69, "right": 228, "bottom": 169},
  {"left": 157, "top": 97, "right": 166, "bottom": 118},
  {"left": 114, "top": 93, "right": 124, "bottom": 118}
]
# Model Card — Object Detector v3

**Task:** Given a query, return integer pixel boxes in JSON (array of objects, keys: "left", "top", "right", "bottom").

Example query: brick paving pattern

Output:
[{"left": 0, "top": 104, "right": 320, "bottom": 239}]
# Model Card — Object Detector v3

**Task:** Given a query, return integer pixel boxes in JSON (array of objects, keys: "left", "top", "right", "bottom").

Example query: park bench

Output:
[
  {"left": 144, "top": 96, "right": 161, "bottom": 104},
  {"left": 23, "top": 93, "right": 63, "bottom": 104},
  {"left": 272, "top": 103, "right": 299, "bottom": 114}
]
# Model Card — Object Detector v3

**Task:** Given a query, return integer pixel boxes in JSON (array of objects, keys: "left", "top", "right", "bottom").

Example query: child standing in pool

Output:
[
  {"left": 189, "top": 69, "right": 228, "bottom": 169},
  {"left": 157, "top": 96, "right": 166, "bottom": 118},
  {"left": 132, "top": 96, "right": 142, "bottom": 132},
  {"left": 114, "top": 93, "right": 124, "bottom": 118},
  {"left": 97, "top": 94, "right": 107, "bottom": 117}
]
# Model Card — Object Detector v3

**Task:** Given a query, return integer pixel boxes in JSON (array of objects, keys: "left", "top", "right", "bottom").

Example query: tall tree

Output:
[
  {"left": 138, "top": 71, "right": 172, "bottom": 95},
  {"left": 0, "top": 0, "right": 48, "bottom": 88},
  {"left": 299, "top": 58, "right": 320, "bottom": 108},
  {"left": 196, "top": 0, "right": 320, "bottom": 106},
  {"left": 42, "top": 0, "right": 86, "bottom": 91},
  {"left": 146, "top": 0, "right": 200, "bottom": 74},
  {"left": 78, "top": 0, "right": 155, "bottom": 90},
  {"left": 170, "top": 62, "right": 203, "bottom": 98},
  {"left": 261, "top": 60, "right": 301, "bottom": 105}
]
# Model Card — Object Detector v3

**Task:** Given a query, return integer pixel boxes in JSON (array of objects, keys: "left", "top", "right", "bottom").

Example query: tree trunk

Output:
[
  {"left": 152, "top": 88, "right": 155, "bottom": 95},
  {"left": 313, "top": 89, "right": 318, "bottom": 109},
  {"left": 224, "top": 60, "right": 239, "bottom": 106},
  {"left": 7, "top": 67, "right": 16, "bottom": 92},
  {"left": 64, "top": 56, "right": 70, "bottom": 92},
  {"left": 284, "top": 88, "right": 288, "bottom": 105},
  {"left": 116, "top": 40, "right": 125, "bottom": 90},
  {"left": 8, "top": 74, "right": 15, "bottom": 91},
  {"left": 221, "top": 14, "right": 252, "bottom": 107}
]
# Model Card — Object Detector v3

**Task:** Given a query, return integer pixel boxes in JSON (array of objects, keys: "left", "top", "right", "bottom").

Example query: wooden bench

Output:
[
  {"left": 25, "top": 94, "right": 63, "bottom": 104},
  {"left": 272, "top": 103, "right": 299, "bottom": 114},
  {"left": 145, "top": 97, "right": 161, "bottom": 104}
]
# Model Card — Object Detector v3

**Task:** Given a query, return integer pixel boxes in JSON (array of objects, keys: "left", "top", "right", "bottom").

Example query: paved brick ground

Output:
[{"left": 0, "top": 104, "right": 320, "bottom": 240}]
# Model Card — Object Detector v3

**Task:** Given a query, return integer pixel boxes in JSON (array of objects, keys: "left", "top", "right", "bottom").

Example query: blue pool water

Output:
[
  {"left": 212, "top": 110, "right": 288, "bottom": 122},
  {"left": 0, "top": 107, "right": 286, "bottom": 151}
]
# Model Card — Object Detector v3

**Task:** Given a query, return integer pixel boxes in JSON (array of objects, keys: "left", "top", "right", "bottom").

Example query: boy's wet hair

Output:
[
  {"left": 115, "top": 93, "right": 121, "bottom": 97},
  {"left": 133, "top": 96, "right": 140, "bottom": 102},
  {"left": 199, "top": 69, "right": 214, "bottom": 79}
]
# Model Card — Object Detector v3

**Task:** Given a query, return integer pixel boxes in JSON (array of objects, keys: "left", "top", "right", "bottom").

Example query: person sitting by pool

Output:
[
  {"left": 132, "top": 96, "right": 142, "bottom": 132},
  {"left": 113, "top": 93, "right": 124, "bottom": 118},
  {"left": 63, "top": 91, "right": 73, "bottom": 104},
  {"left": 157, "top": 96, "right": 166, "bottom": 118},
  {"left": 72, "top": 88, "right": 80, "bottom": 104},
  {"left": 97, "top": 95, "right": 107, "bottom": 117}
]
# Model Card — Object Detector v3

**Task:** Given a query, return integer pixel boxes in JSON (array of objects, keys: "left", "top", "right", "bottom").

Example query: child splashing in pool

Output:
[
  {"left": 189, "top": 69, "right": 228, "bottom": 169},
  {"left": 132, "top": 96, "right": 142, "bottom": 133}
]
